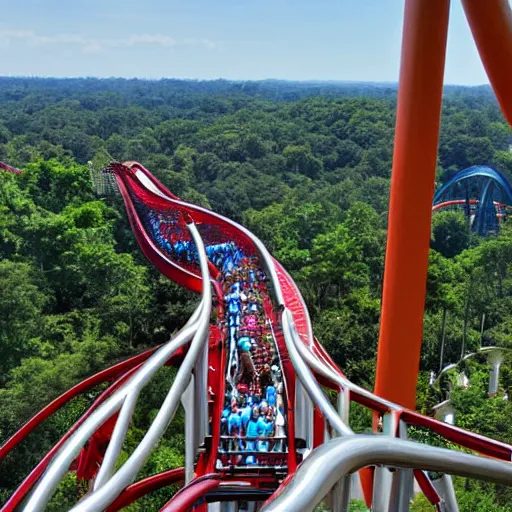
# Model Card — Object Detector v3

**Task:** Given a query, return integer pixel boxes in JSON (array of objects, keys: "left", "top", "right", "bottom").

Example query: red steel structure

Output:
[
  {"left": 0, "top": 161, "right": 22, "bottom": 174},
  {"left": 375, "top": 0, "right": 512, "bottom": 409},
  {"left": 374, "top": 0, "right": 450, "bottom": 410}
]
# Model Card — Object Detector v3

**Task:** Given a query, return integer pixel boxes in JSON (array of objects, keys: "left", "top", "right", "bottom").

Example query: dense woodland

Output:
[{"left": 1, "top": 78, "right": 512, "bottom": 510}]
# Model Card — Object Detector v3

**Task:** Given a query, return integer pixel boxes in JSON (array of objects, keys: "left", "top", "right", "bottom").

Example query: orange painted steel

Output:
[
  {"left": 462, "top": 0, "right": 512, "bottom": 126},
  {"left": 375, "top": 0, "right": 450, "bottom": 409}
]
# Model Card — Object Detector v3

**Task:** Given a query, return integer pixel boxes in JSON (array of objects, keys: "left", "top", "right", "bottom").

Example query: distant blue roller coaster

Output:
[{"left": 433, "top": 165, "right": 512, "bottom": 235}]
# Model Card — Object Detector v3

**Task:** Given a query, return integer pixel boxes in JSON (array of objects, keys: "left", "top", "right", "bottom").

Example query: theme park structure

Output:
[
  {"left": 432, "top": 166, "right": 512, "bottom": 235},
  {"left": 2, "top": 0, "right": 512, "bottom": 510},
  {"left": 3, "top": 160, "right": 512, "bottom": 512}
]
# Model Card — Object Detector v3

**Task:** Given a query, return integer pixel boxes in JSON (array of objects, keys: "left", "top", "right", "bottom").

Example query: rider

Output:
[{"left": 245, "top": 405, "right": 264, "bottom": 464}]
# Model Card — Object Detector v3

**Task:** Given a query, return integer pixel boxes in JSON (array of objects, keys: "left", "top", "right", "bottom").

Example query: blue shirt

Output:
[
  {"left": 228, "top": 412, "right": 241, "bottom": 434},
  {"left": 246, "top": 418, "right": 263, "bottom": 438},
  {"left": 241, "top": 406, "right": 252, "bottom": 429}
]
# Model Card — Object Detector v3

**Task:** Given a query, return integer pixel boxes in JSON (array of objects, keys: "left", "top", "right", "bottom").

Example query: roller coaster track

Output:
[
  {"left": 0, "top": 161, "right": 22, "bottom": 174},
  {"left": 432, "top": 166, "right": 512, "bottom": 234},
  {"left": 1, "top": 161, "right": 511, "bottom": 512},
  {"left": 4, "top": 0, "right": 512, "bottom": 507}
]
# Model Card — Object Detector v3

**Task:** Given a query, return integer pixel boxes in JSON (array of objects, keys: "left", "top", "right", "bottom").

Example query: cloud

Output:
[
  {"left": 0, "top": 29, "right": 217, "bottom": 53},
  {"left": 115, "top": 34, "right": 177, "bottom": 48}
]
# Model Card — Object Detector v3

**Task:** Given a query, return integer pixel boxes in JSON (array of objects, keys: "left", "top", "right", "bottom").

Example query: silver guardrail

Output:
[
  {"left": 260, "top": 436, "right": 512, "bottom": 512},
  {"left": 17, "top": 163, "right": 512, "bottom": 511},
  {"left": 23, "top": 221, "right": 211, "bottom": 512}
]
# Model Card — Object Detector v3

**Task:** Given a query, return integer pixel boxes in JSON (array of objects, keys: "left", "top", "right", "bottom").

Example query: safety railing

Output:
[
  {"left": 19, "top": 221, "right": 211, "bottom": 512},
  {"left": 218, "top": 435, "right": 288, "bottom": 453},
  {"left": 4, "top": 160, "right": 512, "bottom": 512},
  {"left": 259, "top": 436, "right": 512, "bottom": 512}
]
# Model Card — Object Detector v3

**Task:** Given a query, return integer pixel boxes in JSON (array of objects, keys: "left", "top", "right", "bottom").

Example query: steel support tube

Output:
[
  {"left": 68, "top": 222, "right": 212, "bottom": 512},
  {"left": 388, "top": 420, "right": 413, "bottom": 512},
  {"left": 432, "top": 475, "right": 459, "bottom": 512},
  {"left": 194, "top": 336, "right": 209, "bottom": 450},
  {"left": 23, "top": 320, "right": 199, "bottom": 512},
  {"left": 462, "top": 0, "right": 512, "bottom": 126},
  {"left": 23, "top": 225, "right": 209, "bottom": 512},
  {"left": 294, "top": 380, "right": 314, "bottom": 452},
  {"left": 330, "top": 389, "right": 352, "bottom": 512},
  {"left": 260, "top": 436, "right": 512, "bottom": 512},
  {"left": 488, "top": 351, "right": 504, "bottom": 396},
  {"left": 375, "top": 0, "right": 450, "bottom": 409},
  {"left": 182, "top": 376, "right": 197, "bottom": 484},
  {"left": 281, "top": 309, "right": 353, "bottom": 437},
  {"left": 93, "top": 390, "right": 140, "bottom": 491}
]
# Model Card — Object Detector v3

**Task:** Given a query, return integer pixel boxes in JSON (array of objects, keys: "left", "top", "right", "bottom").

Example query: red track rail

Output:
[
  {"left": 399, "top": 409, "right": 512, "bottom": 461},
  {"left": 1, "top": 347, "right": 186, "bottom": 511},
  {"left": 160, "top": 474, "right": 222, "bottom": 512},
  {"left": 0, "top": 161, "right": 23, "bottom": 174},
  {"left": 106, "top": 467, "right": 185, "bottom": 512},
  {"left": 432, "top": 199, "right": 508, "bottom": 212},
  {"left": 0, "top": 347, "right": 162, "bottom": 459}
]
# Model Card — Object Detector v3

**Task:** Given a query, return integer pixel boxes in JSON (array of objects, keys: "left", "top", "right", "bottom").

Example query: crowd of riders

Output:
[
  {"left": 213, "top": 245, "right": 286, "bottom": 464},
  {"left": 144, "top": 214, "right": 287, "bottom": 465}
]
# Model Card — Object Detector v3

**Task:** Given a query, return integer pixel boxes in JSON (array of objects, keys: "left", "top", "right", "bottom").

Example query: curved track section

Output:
[
  {"left": 0, "top": 161, "right": 22, "bottom": 174},
  {"left": 433, "top": 165, "right": 512, "bottom": 234},
  {"left": 260, "top": 436, "right": 512, "bottom": 512},
  {"left": 2, "top": 161, "right": 512, "bottom": 512}
]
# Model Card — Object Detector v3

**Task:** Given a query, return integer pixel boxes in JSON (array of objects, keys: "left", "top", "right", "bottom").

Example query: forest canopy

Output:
[{"left": 1, "top": 78, "right": 512, "bottom": 510}]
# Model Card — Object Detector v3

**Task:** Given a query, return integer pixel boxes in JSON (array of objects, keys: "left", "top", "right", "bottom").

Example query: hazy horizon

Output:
[
  {"left": 0, "top": 1, "right": 496, "bottom": 86},
  {"left": 0, "top": 76, "right": 493, "bottom": 88}
]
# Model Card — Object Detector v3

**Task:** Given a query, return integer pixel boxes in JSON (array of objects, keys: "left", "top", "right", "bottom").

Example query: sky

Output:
[{"left": 0, "top": 0, "right": 494, "bottom": 85}]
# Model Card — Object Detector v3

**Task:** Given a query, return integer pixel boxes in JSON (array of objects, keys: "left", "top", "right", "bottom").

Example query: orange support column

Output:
[
  {"left": 374, "top": 0, "right": 450, "bottom": 409},
  {"left": 462, "top": 0, "right": 512, "bottom": 126}
]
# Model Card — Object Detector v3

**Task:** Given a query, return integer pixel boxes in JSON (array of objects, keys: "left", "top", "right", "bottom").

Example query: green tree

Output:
[
  {"left": 18, "top": 159, "right": 94, "bottom": 212},
  {"left": 431, "top": 211, "right": 470, "bottom": 258},
  {"left": 283, "top": 145, "right": 323, "bottom": 178},
  {"left": 0, "top": 261, "right": 48, "bottom": 381}
]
